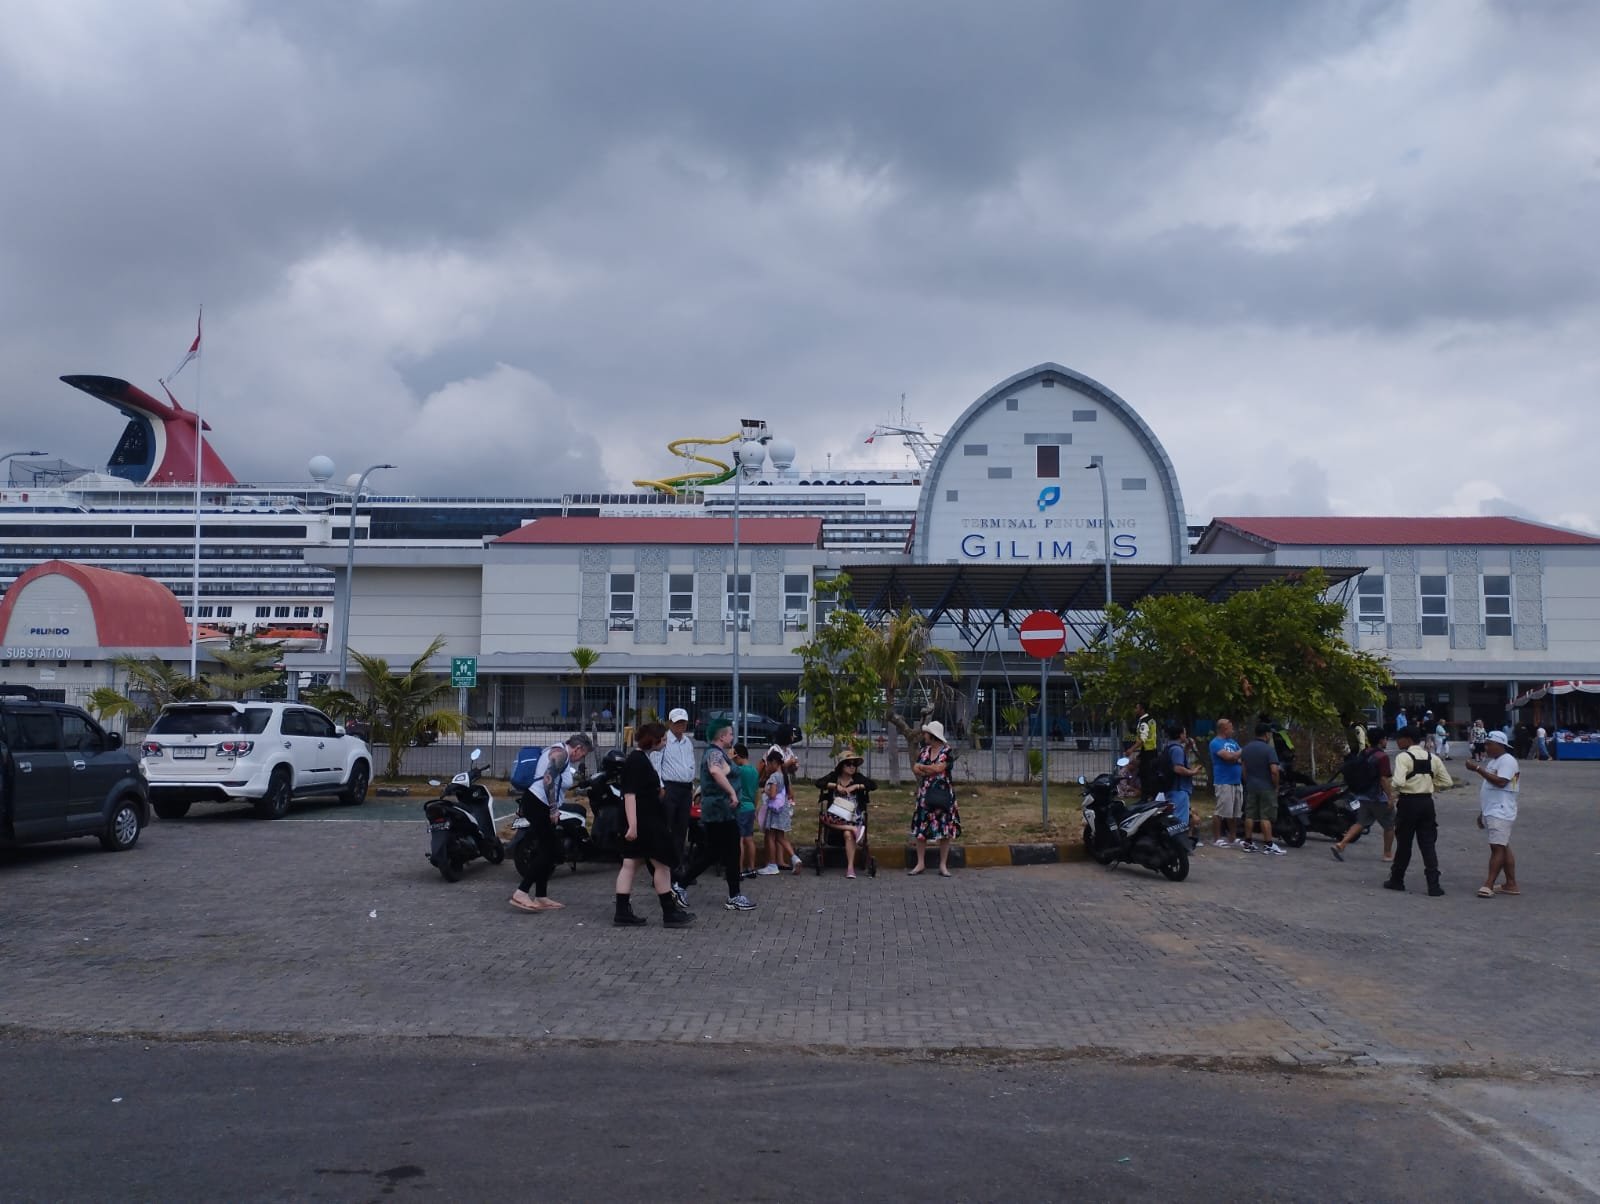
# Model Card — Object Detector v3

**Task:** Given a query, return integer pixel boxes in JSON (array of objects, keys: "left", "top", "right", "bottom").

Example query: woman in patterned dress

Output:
[{"left": 909, "top": 720, "right": 960, "bottom": 876}]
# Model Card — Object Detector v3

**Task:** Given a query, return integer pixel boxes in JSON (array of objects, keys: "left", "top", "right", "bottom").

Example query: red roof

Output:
[
  {"left": 0, "top": 560, "right": 192, "bottom": 647},
  {"left": 1208, "top": 516, "right": 1600, "bottom": 548},
  {"left": 495, "top": 517, "right": 823, "bottom": 546}
]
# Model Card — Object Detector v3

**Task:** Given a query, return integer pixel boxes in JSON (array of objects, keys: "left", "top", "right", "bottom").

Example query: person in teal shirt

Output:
[{"left": 732, "top": 743, "right": 761, "bottom": 880}]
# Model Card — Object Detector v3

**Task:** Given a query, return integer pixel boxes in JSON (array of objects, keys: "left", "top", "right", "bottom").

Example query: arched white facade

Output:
[{"left": 913, "top": 363, "right": 1188, "bottom": 565}]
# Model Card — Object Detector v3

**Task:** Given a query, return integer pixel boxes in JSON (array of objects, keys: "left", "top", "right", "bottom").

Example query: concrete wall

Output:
[{"left": 344, "top": 565, "right": 483, "bottom": 659}]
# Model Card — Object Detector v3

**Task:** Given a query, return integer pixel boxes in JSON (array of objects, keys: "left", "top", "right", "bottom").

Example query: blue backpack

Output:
[{"left": 510, "top": 746, "right": 548, "bottom": 792}]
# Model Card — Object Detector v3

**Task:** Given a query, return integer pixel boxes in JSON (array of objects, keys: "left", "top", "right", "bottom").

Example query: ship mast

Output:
[{"left": 866, "top": 394, "right": 940, "bottom": 471}]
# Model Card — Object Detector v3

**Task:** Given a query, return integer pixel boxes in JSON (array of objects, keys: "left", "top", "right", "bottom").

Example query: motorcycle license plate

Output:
[
  {"left": 428, "top": 820, "right": 451, "bottom": 833},
  {"left": 1166, "top": 822, "right": 1188, "bottom": 837},
  {"left": 1289, "top": 803, "right": 1309, "bottom": 815}
]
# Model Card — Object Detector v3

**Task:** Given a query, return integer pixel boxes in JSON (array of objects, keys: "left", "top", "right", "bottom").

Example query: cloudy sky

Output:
[{"left": 2, "top": 0, "right": 1596, "bottom": 529}]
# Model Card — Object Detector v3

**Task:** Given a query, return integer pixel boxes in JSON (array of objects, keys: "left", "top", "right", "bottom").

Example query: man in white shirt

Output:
[
  {"left": 650, "top": 708, "right": 697, "bottom": 892},
  {"left": 1466, "top": 730, "right": 1520, "bottom": 897}
]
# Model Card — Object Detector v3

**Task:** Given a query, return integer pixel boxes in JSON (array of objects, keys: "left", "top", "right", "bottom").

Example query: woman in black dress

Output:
[
  {"left": 615, "top": 722, "right": 693, "bottom": 927},
  {"left": 816, "top": 753, "right": 875, "bottom": 878}
]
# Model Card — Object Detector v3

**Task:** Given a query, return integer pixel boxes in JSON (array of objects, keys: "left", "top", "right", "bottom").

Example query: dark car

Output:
[
  {"left": 698, "top": 711, "right": 798, "bottom": 746},
  {"left": 0, "top": 684, "right": 149, "bottom": 852}
]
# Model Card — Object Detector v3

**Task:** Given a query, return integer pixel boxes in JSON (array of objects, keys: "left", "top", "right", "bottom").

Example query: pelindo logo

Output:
[
  {"left": 29, "top": 626, "right": 70, "bottom": 636},
  {"left": 1036, "top": 486, "right": 1061, "bottom": 511}
]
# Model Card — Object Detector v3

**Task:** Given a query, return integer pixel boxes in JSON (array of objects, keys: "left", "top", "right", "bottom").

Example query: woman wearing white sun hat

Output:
[{"left": 908, "top": 720, "right": 960, "bottom": 877}]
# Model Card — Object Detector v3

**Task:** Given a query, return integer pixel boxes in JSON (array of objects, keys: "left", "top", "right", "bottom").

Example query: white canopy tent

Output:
[{"left": 1510, "top": 680, "right": 1600, "bottom": 709}]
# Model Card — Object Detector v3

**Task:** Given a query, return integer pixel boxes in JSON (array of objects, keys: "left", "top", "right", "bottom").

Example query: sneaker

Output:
[
  {"left": 755, "top": 864, "right": 781, "bottom": 876},
  {"left": 740, "top": 869, "right": 758, "bottom": 880},
  {"left": 790, "top": 854, "right": 802, "bottom": 869},
  {"left": 671, "top": 883, "right": 690, "bottom": 910},
  {"left": 725, "top": 894, "right": 757, "bottom": 911},
  {"left": 1234, "top": 840, "right": 1254, "bottom": 850},
  {"left": 1263, "top": 843, "right": 1286, "bottom": 856}
]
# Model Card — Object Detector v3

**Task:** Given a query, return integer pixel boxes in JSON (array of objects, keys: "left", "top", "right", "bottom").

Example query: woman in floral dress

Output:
[{"left": 909, "top": 721, "right": 960, "bottom": 876}]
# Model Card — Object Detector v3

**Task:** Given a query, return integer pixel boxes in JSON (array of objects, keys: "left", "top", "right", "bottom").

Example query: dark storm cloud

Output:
[{"left": 1, "top": 0, "right": 1595, "bottom": 521}]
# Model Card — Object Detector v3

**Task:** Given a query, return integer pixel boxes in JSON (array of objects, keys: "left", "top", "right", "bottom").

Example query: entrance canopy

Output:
[
  {"left": 1511, "top": 680, "right": 1600, "bottom": 709},
  {"left": 843, "top": 559, "right": 1358, "bottom": 620}
]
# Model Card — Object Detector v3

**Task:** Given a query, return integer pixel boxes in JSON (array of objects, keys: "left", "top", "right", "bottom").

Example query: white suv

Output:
[{"left": 141, "top": 701, "right": 373, "bottom": 820}]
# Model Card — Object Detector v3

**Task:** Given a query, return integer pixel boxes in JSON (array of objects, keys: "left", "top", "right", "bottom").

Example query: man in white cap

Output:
[
  {"left": 650, "top": 707, "right": 697, "bottom": 901},
  {"left": 1466, "top": 730, "right": 1520, "bottom": 897}
]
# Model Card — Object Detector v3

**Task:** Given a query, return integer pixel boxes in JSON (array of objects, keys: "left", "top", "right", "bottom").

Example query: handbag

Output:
[
  {"left": 923, "top": 775, "right": 954, "bottom": 814},
  {"left": 827, "top": 797, "right": 858, "bottom": 822}
]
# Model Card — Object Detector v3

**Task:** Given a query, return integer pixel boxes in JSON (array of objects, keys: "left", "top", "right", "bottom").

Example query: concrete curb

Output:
[{"left": 810, "top": 842, "right": 1086, "bottom": 870}]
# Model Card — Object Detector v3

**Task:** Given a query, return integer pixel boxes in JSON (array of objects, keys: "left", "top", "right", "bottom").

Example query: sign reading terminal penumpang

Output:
[{"left": 911, "top": 363, "right": 1189, "bottom": 568}]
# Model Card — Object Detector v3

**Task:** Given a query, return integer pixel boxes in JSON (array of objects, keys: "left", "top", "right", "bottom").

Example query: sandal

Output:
[
  {"left": 907, "top": 867, "right": 925, "bottom": 876},
  {"left": 1476, "top": 886, "right": 1495, "bottom": 898},
  {"left": 509, "top": 896, "right": 541, "bottom": 912},
  {"left": 1495, "top": 885, "right": 1521, "bottom": 895}
]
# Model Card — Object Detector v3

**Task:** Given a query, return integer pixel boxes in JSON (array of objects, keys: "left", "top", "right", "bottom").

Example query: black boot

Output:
[
  {"left": 1426, "top": 873, "right": 1445, "bottom": 898},
  {"left": 1383, "top": 877, "right": 1406, "bottom": 892},
  {"left": 660, "top": 890, "right": 694, "bottom": 927},
  {"left": 614, "top": 894, "right": 647, "bottom": 927}
]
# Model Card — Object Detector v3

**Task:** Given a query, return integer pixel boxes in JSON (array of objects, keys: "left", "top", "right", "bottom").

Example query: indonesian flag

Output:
[
  {"left": 864, "top": 435, "right": 874, "bottom": 444},
  {"left": 164, "top": 310, "right": 202, "bottom": 383}
]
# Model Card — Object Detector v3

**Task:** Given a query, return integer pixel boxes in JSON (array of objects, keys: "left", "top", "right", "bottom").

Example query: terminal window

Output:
[
  {"left": 668, "top": 573, "right": 694, "bottom": 619},
  {"left": 1483, "top": 575, "right": 1512, "bottom": 636},
  {"left": 1420, "top": 575, "right": 1448, "bottom": 636},
  {"left": 1036, "top": 445, "right": 1060, "bottom": 478},
  {"left": 1357, "top": 575, "right": 1386, "bottom": 624}
]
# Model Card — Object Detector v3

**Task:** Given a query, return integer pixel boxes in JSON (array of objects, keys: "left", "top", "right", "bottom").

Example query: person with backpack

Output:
[
  {"left": 1330, "top": 726, "right": 1394, "bottom": 862},
  {"left": 509, "top": 733, "right": 593, "bottom": 913},
  {"left": 1159, "top": 722, "right": 1199, "bottom": 847},
  {"left": 1385, "top": 726, "right": 1453, "bottom": 896}
]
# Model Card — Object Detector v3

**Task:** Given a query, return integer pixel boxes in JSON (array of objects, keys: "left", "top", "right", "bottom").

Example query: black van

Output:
[{"left": 0, "top": 685, "right": 149, "bottom": 852}]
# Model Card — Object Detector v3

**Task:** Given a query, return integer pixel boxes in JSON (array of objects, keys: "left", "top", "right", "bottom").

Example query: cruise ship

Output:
[{"left": 0, "top": 376, "right": 932, "bottom": 646}]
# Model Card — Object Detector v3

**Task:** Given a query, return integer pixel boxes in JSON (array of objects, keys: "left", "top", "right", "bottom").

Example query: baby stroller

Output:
[{"left": 812, "top": 767, "right": 878, "bottom": 877}]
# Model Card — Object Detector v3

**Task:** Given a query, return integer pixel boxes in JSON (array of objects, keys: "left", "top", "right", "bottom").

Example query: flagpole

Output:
[{"left": 189, "top": 309, "right": 203, "bottom": 678}]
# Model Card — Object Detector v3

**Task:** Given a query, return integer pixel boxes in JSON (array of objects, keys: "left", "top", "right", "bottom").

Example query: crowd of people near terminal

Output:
[
  {"left": 507, "top": 710, "right": 962, "bottom": 926},
  {"left": 1121, "top": 703, "right": 1523, "bottom": 898}
]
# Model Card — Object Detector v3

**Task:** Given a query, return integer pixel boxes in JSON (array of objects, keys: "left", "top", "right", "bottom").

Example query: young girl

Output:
[{"left": 758, "top": 749, "right": 799, "bottom": 876}]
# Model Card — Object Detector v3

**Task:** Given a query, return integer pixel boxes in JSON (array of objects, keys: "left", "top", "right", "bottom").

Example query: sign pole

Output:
[
  {"left": 458, "top": 685, "right": 467, "bottom": 775},
  {"left": 1040, "top": 654, "right": 1049, "bottom": 827}
]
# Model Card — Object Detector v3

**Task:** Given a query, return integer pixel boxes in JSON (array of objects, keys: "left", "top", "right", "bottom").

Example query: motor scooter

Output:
[
  {"left": 1080, "top": 760, "right": 1189, "bottom": 881},
  {"left": 1280, "top": 776, "right": 1357, "bottom": 845},
  {"left": 423, "top": 748, "right": 504, "bottom": 882}
]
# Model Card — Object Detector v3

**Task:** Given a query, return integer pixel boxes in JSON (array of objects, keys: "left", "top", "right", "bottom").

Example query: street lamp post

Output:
[
  {"left": 731, "top": 444, "right": 743, "bottom": 741},
  {"left": 0, "top": 450, "right": 49, "bottom": 479},
  {"left": 337, "top": 463, "right": 395, "bottom": 689},
  {"left": 1086, "top": 456, "right": 1112, "bottom": 611}
]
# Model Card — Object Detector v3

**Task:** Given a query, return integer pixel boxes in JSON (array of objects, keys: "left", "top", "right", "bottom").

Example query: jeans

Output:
[
  {"left": 1167, "top": 789, "right": 1192, "bottom": 828},
  {"left": 680, "top": 818, "right": 742, "bottom": 899},
  {"left": 662, "top": 781, "right": 693, "bottom": 876},
  {"left": 1389, "top": 794, "right": 1440, "bottom": 885}
]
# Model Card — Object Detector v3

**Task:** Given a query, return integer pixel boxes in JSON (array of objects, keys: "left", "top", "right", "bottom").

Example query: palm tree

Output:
[
  {"left": 350, "top": 635, "right": 465, "bottom": 780},
  {"left": 202, "top": 634, "right": 282, "bottom": 700},
  {"left": 859, "top": 607, "right": 960, "bottom": 784},
  {"left": 88, "top": 655, "right": 212, "bottom": 730},
  {"left": 571, "top": 646, "right": 600, "bottom": 747}
]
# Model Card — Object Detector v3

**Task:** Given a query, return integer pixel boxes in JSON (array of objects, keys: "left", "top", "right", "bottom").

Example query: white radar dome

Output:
[
  {"left": 766, "top": 438, "right": 796, "bottom": 469},
  {"left": 345, "top": 473, "right": 365, "bottom": 490},
  {"left": 738, "top": 440, "right": 767, "bottom": 469},
  {"left": 307, "top": 455, "right": 335, "bottom": 482}
]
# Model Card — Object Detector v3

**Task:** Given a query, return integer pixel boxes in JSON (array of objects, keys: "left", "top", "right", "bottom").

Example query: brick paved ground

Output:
[{"left": 3, "top": 760, "right": 1596, "bottom": 1075}]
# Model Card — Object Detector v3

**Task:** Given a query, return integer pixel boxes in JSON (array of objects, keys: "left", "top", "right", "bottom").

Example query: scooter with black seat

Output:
[
  {"left": 423, "top": 748, "right": 504, "bottom": 882},
  {"left": 1080, "top": 760, "right": 1190, "bottom": 881}
]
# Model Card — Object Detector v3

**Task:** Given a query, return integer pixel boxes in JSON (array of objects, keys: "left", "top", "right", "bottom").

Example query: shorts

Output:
[
  {"left": 1245, "top": 785, "right": 1277, "bottom": 823},
  {"left": 1355, "top": 795, "right": 1395, "bottom": 832},
  {"left": 1483, "top": 815, "right": 1514, "bottom": 846},
  {"left": 736, "top": 809, "right": 755, "bottom": 839},
  {"left": 1167, "top": 790, "right": 1192, "bottom": 827},
  {"left": 764, "top": 803, "right": 792, "bottom": 833},
  {"left": 1213, "top": 783, "right": 1243, "bottom": 819}
]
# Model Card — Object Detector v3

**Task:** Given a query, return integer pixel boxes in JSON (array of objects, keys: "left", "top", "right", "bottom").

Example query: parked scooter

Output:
[
  {"left": 1281, "top": 776, "right": 1357, "bottom": 845},
  {"left": 1080, "top": 760, "right": 1190, "bottom": 881},
  {"left": 512, "top": 748, "right": 629, "bottom": 878},
  {"left": 423, "top": 748, "right": 504, "bottom": 882}
]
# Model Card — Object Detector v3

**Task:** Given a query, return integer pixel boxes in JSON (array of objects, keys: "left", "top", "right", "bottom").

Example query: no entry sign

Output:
[{"left": 1018, "top": 611, "right": 1066, "bottom": 659}]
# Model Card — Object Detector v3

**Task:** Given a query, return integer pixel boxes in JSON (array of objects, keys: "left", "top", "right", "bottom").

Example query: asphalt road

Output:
[{"left": 2, "top": 1036, "right": 1581, "bottom": 1203}]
